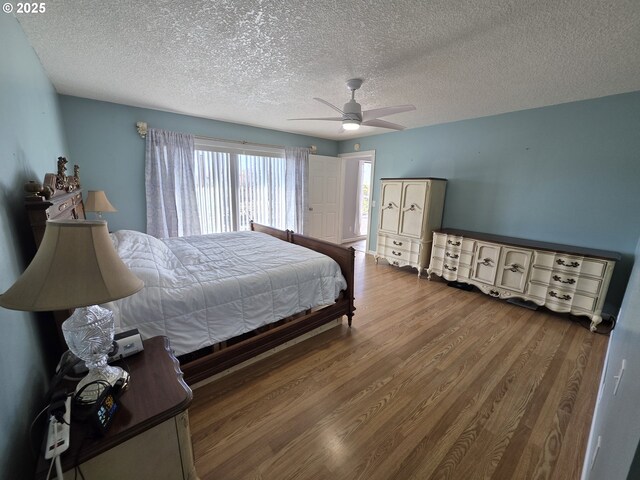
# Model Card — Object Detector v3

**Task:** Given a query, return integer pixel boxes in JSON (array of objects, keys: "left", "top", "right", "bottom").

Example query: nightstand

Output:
[{"left": 35, "top": 336, "right": 198, "bottom": 480}]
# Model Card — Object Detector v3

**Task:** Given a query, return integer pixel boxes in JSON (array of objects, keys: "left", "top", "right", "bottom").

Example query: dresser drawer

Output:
[
  {"left": 533, "top": 252, "right": 606, "bottom": 278},
  {"left": 434, "top": 233, "right": 474, "bottom": 252},
  {"left": 429, "top": 257, "right": 471, "bottom": 280},
  {"left": 530, "top": 267, "right": 602, "bottom": 295},
  {"left": 433, "top": 233, "right": 449, "bottom": 249},
  {"left": 378, "top": 234, "right": 420, "bottom": 255},
  {"left": 526, "top": 283, "right": 597, "bottom": 312},
  {"left": 380, "top": 245, "right": 419, "bottom": 263}
]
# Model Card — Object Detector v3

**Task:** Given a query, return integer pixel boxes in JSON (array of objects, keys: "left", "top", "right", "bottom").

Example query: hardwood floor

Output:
[{"left": 190, "top": 252, "right": 608, "bottom": 480}]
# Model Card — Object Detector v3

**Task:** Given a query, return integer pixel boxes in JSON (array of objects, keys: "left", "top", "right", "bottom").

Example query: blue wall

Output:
[
  {"left": 339, "top": 92, "right": 640, "bottom": 309},
  {"left": 59, "top": 96, "right": 338, "bottom": 233},
  {"left": 0, "top": 15, "right": 69, "bottom": 479}
]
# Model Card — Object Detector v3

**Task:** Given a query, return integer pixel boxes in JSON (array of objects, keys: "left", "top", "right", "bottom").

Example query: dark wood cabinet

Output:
[{"left": 25, "top": 190, "right": 85, "bottom": 248}]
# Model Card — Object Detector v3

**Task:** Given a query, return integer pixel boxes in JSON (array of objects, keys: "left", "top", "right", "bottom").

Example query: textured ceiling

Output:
[{"left": 16, "top": 0, "right": 640, "bottom": 140}]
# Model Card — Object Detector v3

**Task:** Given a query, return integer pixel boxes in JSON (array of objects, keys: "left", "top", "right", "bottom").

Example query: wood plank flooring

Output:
[{"left": 189, "top": 252, "right": 608, "bottom": 480}]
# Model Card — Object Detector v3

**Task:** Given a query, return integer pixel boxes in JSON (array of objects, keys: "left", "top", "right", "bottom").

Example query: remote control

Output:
[{"left": 44, "top": 396, "right": 71, "bottom": 459}]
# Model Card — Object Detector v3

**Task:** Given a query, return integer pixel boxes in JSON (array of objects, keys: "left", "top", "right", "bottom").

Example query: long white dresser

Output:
[
  {"left": 375, "top": 178, "right": 447, "bottom": 277},
  {"left": 427, "top": 228, "right": 620, "bottom": 331}
]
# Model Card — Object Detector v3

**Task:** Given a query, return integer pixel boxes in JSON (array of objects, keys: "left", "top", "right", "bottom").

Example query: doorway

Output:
[
  {"left": 339, "top": 150, "right": 376, "bottom": 253},
  {"left": 356, "top": 160, "right": 372, "bottom": 237}
]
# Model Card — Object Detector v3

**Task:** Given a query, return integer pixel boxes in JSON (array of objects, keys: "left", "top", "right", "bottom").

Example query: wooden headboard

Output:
[{"left": 24, "top": 158, "right": 85, "bottom": 249}]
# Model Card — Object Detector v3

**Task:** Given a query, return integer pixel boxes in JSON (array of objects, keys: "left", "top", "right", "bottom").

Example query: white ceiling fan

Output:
[{"left": 289, "top": 78, "right": 416, "bottom": 132}]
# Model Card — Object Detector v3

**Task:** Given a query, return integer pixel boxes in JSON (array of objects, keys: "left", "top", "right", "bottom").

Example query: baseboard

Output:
[{"left": 341, "top": 236, "right": 366, "bottom": 244}]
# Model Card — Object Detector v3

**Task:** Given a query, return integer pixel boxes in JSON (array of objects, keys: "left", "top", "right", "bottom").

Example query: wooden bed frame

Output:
[{"left": 24, "top": 174, "right": 355, "bottom": 385}]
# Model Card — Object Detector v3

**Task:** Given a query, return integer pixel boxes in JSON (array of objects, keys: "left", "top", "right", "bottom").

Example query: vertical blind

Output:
[
  {"left": 193, "top": 139, "right": 287, "bottom": 234},
  {"left": 237, "top": 154, "right": 286, "bottom": 231},
  {"left": 193, "top": 149, "right": 234, "bottom": 233}
]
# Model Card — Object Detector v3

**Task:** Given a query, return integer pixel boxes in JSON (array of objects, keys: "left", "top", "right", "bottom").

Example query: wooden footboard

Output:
[
  {"left": 289, "top": 231, "right": 355, "bottom": 326},
  {"left": 181, "top": 223, "right": 355, "bottom": 383},
  {"left": 249, "top": 220, "right": 291, "bottom": 242}
]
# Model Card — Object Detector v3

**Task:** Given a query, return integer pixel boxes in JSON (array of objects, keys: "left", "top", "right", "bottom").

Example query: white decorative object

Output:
[
  {"left": 427, "top": 229, "right": 619, "bottom": 331},
  {"left": 136, "top": 121, "right": 148, "bottom": 138},
  {"left": 375, "top": 178, "right": 447, "bottom": 276}
]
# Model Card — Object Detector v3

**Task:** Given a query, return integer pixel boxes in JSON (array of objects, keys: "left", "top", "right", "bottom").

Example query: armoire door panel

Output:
[{"left": 379, "top": 181, "right": 402, "bottom": 233}]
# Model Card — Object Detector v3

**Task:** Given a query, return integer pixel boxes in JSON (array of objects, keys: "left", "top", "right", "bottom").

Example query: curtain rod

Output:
[
  {"left": 195, "top": 135, "right": 285, "bottom": 150},
  {"left": 134, "top": 121, "right": 317, "bottom": 153}
]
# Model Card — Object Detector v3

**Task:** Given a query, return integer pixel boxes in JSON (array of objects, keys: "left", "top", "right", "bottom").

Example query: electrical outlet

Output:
[
  {"left": 590, "top": 435, "right": 601, "bottom": 470},
  {"left": 613, "top": 359, "right": 626, "bottom": 395},
  {"left": 45, "top": 396, "right": 71, "bottom": 459}
]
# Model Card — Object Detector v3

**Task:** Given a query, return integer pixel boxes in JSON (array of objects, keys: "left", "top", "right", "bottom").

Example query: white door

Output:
[{"left": 308, "top": 155, "right": 341, "bottom": 243}]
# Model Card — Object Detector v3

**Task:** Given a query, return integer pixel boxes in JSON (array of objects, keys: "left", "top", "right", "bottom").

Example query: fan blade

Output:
[
  {"left": 287, "top": 117, "right": 343, "bottom": 121},
  {"left": 313, "top": 98, "right": 344, "bottom": 114},
  {"left": 362, "top": 104, "right": 416, "bottom": 122},
  {"left": 361, "top": 119, "right": 406, "bottom": 130}
]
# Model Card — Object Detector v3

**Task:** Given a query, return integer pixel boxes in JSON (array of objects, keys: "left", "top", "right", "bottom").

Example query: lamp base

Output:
[{"left": 75, "top": 365, "right": 129, "bottom": 403}]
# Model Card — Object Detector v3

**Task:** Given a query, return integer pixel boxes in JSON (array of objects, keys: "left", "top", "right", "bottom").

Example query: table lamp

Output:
[
  {"left": 85, "top": 190, "right": 117, "bottom": 219},
  {"left": 0, "top": 220, "right": 143, "bottom": 402}
]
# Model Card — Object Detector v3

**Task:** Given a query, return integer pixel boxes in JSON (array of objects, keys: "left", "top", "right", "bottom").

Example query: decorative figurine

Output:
[{"left": 56, "top": 156, "right": 69, "bottom": 191}]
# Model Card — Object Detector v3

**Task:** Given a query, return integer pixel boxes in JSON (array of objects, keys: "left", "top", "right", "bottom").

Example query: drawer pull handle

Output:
[
  {"left": 508, "top": 263, "right": 522, "bottom": 273},
  {"left": 489, "top": 290, "right": 500, "bottom": 297},
  {"left": 444, "top": 264, "right": 457, "bottom": 271},
  {"left": 58, "top": 201, "right": 69, "bottom": 211},
  {"left": 393, "top": 240, "right": 403, "bottom": 246},
  {"left": 481, "top": 258, "right": 493, "bottom": 266},
  {"left": 447, "top": 240, "right": 461, "bottom": 246},
  {"left": 392, "top": 250, "right": 402, "bottom": 256},
  {"left": 552, "top": 275, "right": 576, "bottom": 285},
  {"left": 392, "top": 261, "right": 400, "bottom": 266},
  {"left": 383, "top": 202, "right": 398, "bottom": 210},
  {"left": 556, "top": 259, "right": 580, "bottom": 268},
  {"left": 549, "top": 291, "right": 572, "bottom": 301},
  {"left": 404, "top": 203, "right": 421, "bottom": 212},
  {"left": 446, "top": 252, "right": 459, "bottom": 259}
]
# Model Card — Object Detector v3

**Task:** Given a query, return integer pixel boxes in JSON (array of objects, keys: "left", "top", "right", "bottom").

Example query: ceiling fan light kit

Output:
[
  {"left": 342, "top": 119, "right": 361, "bottom": 131},
  {"left": 289, "top": 78, "right": 416, "bottom": 132}
]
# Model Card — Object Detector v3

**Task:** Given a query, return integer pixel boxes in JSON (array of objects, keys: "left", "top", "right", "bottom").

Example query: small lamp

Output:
[
  {"left": 85, "top": 190, "right": 117, "bottom": 219},
  {"left": 0, "top": 220, "right": 143, "bottom": 402}
]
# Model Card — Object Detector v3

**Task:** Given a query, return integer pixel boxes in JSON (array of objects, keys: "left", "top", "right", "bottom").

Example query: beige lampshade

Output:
[
  {"left": 85, "top": 190, "right": 117, "bottom": 213},
  {"left": 0, "top": 220, "right": 143, "bottom": 311}
]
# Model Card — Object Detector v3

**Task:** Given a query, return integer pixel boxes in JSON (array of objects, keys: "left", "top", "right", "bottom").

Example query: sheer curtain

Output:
[
  {"left": 284, "top": 146, "right": 309, "bottom": 233},
  {"left": 145, "top": 128, "right": 201, "bottom": 238}
]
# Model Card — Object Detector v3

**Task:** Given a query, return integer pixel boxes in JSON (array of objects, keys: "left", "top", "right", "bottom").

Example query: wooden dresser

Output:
[
  {"left": 427, "top": 228, "right": 620, "bottom": 331},
  {"left": 375, "top": 178, "right": 447, "bottom": 277}
]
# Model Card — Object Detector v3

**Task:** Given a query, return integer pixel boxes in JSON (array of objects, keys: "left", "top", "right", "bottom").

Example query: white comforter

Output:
[{"left": 105, "top": 230, "right": 347, "bottom": 356}]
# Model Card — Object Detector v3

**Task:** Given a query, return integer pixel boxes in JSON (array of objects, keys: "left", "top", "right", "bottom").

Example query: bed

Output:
[{"left": 24, "top": 175, "right": 355, "bottom": 384}]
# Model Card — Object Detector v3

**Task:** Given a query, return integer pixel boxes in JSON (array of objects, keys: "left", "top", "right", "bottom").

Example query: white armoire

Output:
[{"left": 375, "top": 178, "right": 447, "bottom": 276}]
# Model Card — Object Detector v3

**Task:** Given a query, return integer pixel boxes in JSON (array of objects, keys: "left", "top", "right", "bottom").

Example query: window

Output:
[{"left": 193, "top": 138, "right": 287, "bottom": 233}]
